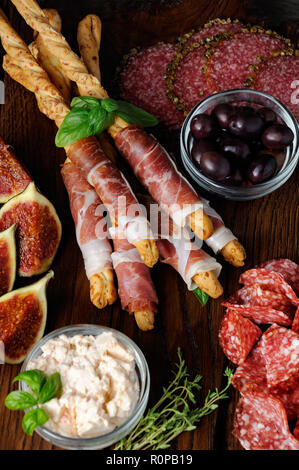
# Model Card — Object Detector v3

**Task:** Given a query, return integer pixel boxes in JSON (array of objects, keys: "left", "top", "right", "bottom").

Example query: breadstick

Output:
[
  {"left": 10, "top": 0, "right": 213, "bottom": 242},
  {"left": 77, "top": 14, "right": 102, "bottom": 81},
  {"left": 29, "top": 8, "right": 71, "bottom": 103}
]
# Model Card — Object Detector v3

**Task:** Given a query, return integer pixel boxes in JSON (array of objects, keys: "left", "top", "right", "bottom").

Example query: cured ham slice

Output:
[
  {"left": 66, "top": 136, "right": 154, "bottom": 248},
  {"left": 110, "top": 227, "right": 158, "bottom": 316},
  {"left": 114, "top": 126, "right": 204, "bottom": 227},
  {"left": 202, "top": 199, "right": 237, "bottom": 253}
]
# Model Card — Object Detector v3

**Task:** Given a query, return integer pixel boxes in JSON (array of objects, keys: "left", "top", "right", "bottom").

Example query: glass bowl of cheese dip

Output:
[{"left": 20, "top": 324, "right": 150, "bottom": 450}]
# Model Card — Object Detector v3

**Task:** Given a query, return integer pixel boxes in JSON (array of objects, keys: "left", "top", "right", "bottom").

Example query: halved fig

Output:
[
  {"left": 0, "top": 182, "right": 62, "bottom": 276},
  {"left": 0, "top": 137, "right": 32, "bottom": 203},
  {"left": 0, "top": 271, "right": 53, "bottom": 364},
  {"left": 0, "top": 224, "right": 16, "bottom": 296}
]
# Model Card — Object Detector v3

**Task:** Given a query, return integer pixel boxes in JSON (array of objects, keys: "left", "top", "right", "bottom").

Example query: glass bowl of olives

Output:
[{"left": 180, "top": 89, "right": 299, "bottom": 200}]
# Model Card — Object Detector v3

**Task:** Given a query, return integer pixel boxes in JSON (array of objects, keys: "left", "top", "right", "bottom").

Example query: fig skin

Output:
[
  {"left": 0, "top": 182, "right": 62, "bottom": 276},
  {"left": 0, "top": 271, "right": 53, "bottom": 364},
  {"left": 0, "top": 224, "right": 16, "bottom": 296}
]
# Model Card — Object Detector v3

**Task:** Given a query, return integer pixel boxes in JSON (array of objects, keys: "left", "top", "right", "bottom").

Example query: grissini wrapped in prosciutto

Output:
[
  {"left": 11, "top": 1, "right": 214, "bottom": 242},
  {"left": 0, "top": 10, "right": 159, "bottom": 270},
  {"left": 110, "top": 226, "right": 158, "bottom": 331},
  {"left": 61, "top": 159, "right": 117, "bottom": 309},
  {"left": 140, "top": 195, "right": 223, "bottom": 298}
]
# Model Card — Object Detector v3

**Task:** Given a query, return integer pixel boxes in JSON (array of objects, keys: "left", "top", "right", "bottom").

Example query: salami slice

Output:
[
  {"left": 207, "top": 32, "right": 291, "bottom": 92},
  {"left": 293, "top": 307, "right": 299, "bottom": 334},
  {"left": 261, "top": 324, "right": 299, "bottom": 391},
  {"left": 254, "top": 56, "right": 299, "bottom": 121},
  {"left": 119, "top": 43, "right": 184, "bottom": 129},
  {"left": 232, "top": 341, "right": 267, "bottom": 394},
  {"left": 222, "top": 304, "right": 292, "bottom": 326},
  {"left": 271, "top": 385, "right": 299, "bottom": 421},
  {"left": 172, "top": 44, "right": 214, "bottom": 112},
  {"left": 293, "top": 420, "right": 299, "bottom": 440},
  {"left": 257, "top": 259, "right": 299, "bottom": 296},
  {"left": 225, "top": 284, "right": 295, "bottom": 317},
  {"left": 218, "top": 309, "right": 262, "bottom": 365},
  {"left": 239, "top": 269, "right": 299, "bottom": 307},
  {"left": 233, "top": 392, "right": 299, "bottom": 450},
  {"left": 184, "top": 19, "right": 244, "bottom": 46}
]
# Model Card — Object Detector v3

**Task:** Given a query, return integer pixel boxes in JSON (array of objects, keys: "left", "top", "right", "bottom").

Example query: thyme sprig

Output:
[{"left": 115, "top": 348, "right": 232, "bottom": 450}]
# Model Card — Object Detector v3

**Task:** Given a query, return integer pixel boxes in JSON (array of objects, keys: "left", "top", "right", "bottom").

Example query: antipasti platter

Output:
[{"left": 0, "top": 0, "right": 298, "bottom": 451}]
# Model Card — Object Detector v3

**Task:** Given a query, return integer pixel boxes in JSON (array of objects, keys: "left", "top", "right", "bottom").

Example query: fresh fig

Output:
[
  {"left": 0, "top": 182, "right": 62, "bottom": 276},
  {"left": 0, "top": 137, "right": 32, "bottom": 203},
  {"left": 0, "top": 224, "right": 16, "bottom": 296},
  {"left": 0, "top": 271, "right": 53, "bottom": 364}
]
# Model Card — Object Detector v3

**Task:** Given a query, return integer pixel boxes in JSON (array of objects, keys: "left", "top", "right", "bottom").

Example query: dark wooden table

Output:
[{"left": 0, "top": 0, "right": 298, "bottom": 451}]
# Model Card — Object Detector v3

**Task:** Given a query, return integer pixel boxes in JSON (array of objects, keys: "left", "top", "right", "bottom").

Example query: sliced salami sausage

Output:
[
  {"left": 225, "top": 284, "right": 295, "bottom": 317},
  {"left": 119, "top": 43, "right": 184, "bottom": 129},
  {"left": 257, "top": 259, "right": 299, "bottom": 296},
  {"left": 232, "top": 341, "right": 267, "bottom": 394},
  {"left": 254, "top": 56, "right": 299, "bottom": 121},
  {"left": 293, "top": 420, "right": 299, "bottom": 440},
  {"left": 233, "top": 392, "right": 299, "bottom": 450},
  {"left": 239, "top": 269, "right": 299, "bottom": 307},
  {"left": 261, "top": 324, "right": 299, "bottom": 391},
  {"left": 172, "top": 44, "right": 214, "bottom": 112},
  {"left": 222, "top": 304, "right": 292, "bottom": 326},
  {"left": 218, "top": 309, "right": 262, "bottom": 365},
  {"left": 207, "top": 32, "right": 291, "bottom": 92},
  {"left": 293, "top": 307, "right": 299, "bottom": 334}
]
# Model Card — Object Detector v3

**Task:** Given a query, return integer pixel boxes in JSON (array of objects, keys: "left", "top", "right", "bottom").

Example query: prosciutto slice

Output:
[
  {"left": 114, "top": 126, "right": 204, "bottom": 227},
  {"left": 67, "top": 136, "right": 153, "bottom": 245},
  {"left": 110, "top": 227, "right": 158, "bottom": 313},
  {"left": 202, "top": 199, "right": 237, "bottom": 253},
  {"left": 61, "top": 161, "right": 113, "bottom": 278}
]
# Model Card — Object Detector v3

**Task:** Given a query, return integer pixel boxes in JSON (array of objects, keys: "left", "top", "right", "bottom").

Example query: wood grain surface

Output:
[{"left": 0, "top": 0, "right": 298, "bottom": 451}]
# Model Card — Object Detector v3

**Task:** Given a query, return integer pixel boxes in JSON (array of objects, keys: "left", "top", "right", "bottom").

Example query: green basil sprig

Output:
[
  {"left": 5, "top": 370, "right": 62, "bottom": 435},
  {"left": 55, "top": 97, "right": 158, "bottom": 147},
  {"left": 193, "top": 287, "right": 209, "bottom": 306}
]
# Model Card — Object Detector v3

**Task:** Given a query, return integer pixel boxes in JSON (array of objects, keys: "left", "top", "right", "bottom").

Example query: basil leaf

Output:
[
  {"left": 55, "top": 108, "right": 91, "bottom": 147},
  {"left": 101, "top": 98, "right": 119, "bottom": 113},
  {"left": 13, "top": 370, "right": 46, "bottom": 397},
  {"left": 115, "top": 100, "right": 158, "bottom": 127},
  {"left": 22, "top": 408, "right": 49, "bottom": 436},
  {"left": 5, "top": 391, "right": 38, "bottom": 410},
  {"left": 39, "top": 372, "right": 62, "bottom": 404},
  {"left": 193, "top": 288, "right": 209, "bottom": 306},
  {"left": 71, "top": 96, "right": 100, "bottom": 110}
]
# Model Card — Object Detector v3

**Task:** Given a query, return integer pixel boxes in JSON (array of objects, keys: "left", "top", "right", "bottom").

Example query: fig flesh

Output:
[
  {"left": 0, "top": 137, "right": 32, "bottom": 203},
  {"left": 0, "top": 224, "right": 16, "bottom": 296},
  {"left": 0, "top": 182, "right": 62, "bottom": 276},
  {"left": 0, "top": 271, "right": 53, "bottom": 364}
]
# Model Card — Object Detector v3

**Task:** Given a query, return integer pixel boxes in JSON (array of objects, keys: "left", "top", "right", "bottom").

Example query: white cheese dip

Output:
[{"left": 28, "top": 332, "right": 139, "bottom": 438}]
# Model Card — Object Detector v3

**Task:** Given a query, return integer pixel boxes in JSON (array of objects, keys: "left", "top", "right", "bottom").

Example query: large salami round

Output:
[
  {"left": 119, "top": 43, "right": 184, "bottom": 129},
  {"left": 233, "top": 392, "right": 299, "bottom": 450},
  {"left": 207, "top": 32, "right": 291, "bottom": 92},
  {"left": 254, "top": 56, "right": 299, "bottom": 121},
  {"left": 183, "top": 19, "right": 244, "bottom": 46}
]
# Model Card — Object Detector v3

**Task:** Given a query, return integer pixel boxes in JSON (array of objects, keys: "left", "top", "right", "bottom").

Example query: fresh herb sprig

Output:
[
  {"left": 5, "top": 370, "right": 62, "bottom": 435},
  {"left": 193, "top": 287, "right": 209, "bottom": 306},
  {"left": 114, "top": 348, "right": 232, "bottom": 450},
  {"left": 55, "top": 97, "right": 158, "bottom": 147}
]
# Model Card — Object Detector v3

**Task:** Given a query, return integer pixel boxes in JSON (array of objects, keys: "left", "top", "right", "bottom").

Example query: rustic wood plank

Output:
[{"left": 0, "top": 0, "right": 298, "bottom": 451}]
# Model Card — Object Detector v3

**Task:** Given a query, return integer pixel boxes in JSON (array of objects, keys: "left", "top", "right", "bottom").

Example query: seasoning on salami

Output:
[
  {"left": 257, "top": 259, "right": 299, "bottom": 297},
  {"left": 239, "top": 269, "right": 299, "bottom": 307},
  {"left": 222, "top": 304, "right": 292, "bottom": 326},
  {"left": 119, "top": 43, "right": 184, "bottom": 129},
  {"left": 253, "top": 56, "right": 299, "bottom": 121},
  {"left": 233, "top": 392, "right": 299, "bottom": 450},
  {"left": 182, "top": 18, "right": 244, "bottom": 47},
  {"left": 261, "top": 324, "right": 299, "bottom": 391},
  {"left": 218, "top": 309, "right": 262, "bottom": 365},
  {"left": 206, "top": 32, "right": 292, "bottom": 92}
]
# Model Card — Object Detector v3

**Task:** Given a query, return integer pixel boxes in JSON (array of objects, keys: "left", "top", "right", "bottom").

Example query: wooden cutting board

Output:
[{"left": 0, "top": 0, "right": 298, "bottom": 451}]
